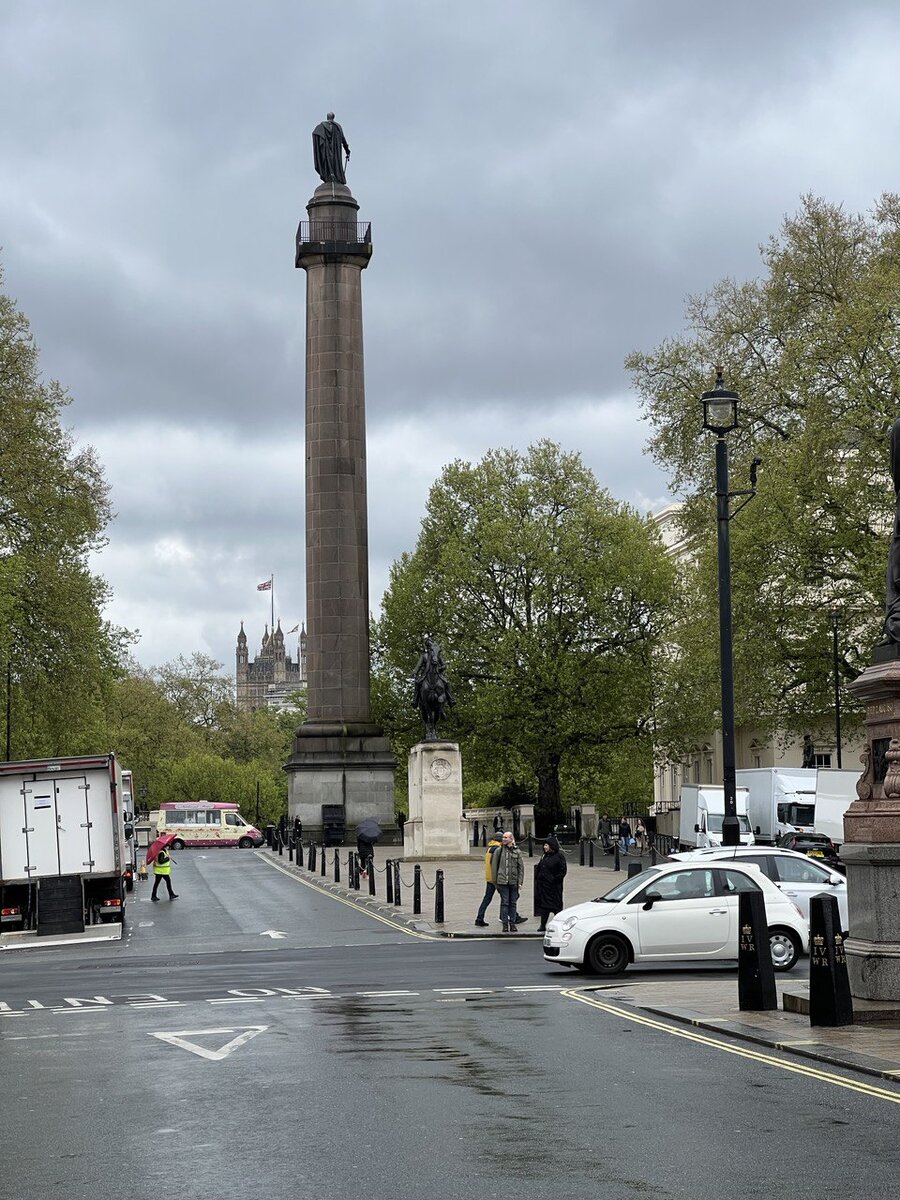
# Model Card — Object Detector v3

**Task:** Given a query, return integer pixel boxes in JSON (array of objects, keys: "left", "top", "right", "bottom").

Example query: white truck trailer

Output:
[
  {"left": 0, "top": 754, "right": 130, "bottom": 937},
  {"left": 812, "top": 768, "right": 858, "bottom": 850},
  {"left": 737, "top": 767, "right": 817, "bottom": 844},
  {"left": 678, "top": 784, "right": 755, "bottom": 850}
]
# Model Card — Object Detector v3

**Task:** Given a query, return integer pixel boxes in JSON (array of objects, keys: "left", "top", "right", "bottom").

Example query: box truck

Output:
[
  {"left": 812, "top": 768, "right": 858, "bottom": 850},
  {"left": 0, "top": 754, "right": 130, "bottom": 937},
  {"left": 737, "top": 767, "right": 817, "bottom": 844},
  {"left": 678, "top": 784, "right": 755, "bottom": 850}
]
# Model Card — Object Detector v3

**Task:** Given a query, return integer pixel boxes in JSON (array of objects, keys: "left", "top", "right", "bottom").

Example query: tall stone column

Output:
[{"left": 285, "top": 181, "right": 395, "bottom": 839}]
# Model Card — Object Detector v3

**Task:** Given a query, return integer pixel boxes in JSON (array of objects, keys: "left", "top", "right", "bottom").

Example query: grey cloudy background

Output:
[{"left": 1, "top": 0, "right": 898, "bottom": 674}]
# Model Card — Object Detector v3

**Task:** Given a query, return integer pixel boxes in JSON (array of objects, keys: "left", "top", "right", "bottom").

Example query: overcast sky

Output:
[{"left": 2, "top": 0, "right": 898, "bottom": 676}]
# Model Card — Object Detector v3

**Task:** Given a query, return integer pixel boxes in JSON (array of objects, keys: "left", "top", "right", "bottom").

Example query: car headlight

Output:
[{"left": 561, "top": 916, "right": 579, "bottom": 931}]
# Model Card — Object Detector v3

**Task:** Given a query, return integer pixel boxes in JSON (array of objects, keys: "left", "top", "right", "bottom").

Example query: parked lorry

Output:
[
  {"left": 812, "top": 768, "right": 858, "bottom": 850},
  {"left": 0, "top": 754, "right": 131, "bottom": 937},
  {"left": 678, "top": 783, "right": 755, "bottom": 850},
  {"left": 736, "top": 767, "right": 816, "bottom": 844}
]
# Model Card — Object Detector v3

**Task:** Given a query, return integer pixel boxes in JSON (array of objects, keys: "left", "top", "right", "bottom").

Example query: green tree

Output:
[
  {"left": 152, "top": 653, "right": 236, "bottom": 750},
  {"left": 626, "top": 194, "right": 900, "bottom": 757},
  {"left": 0, "top": 266, "right": 127, "bottom": 757},
  {"left": 374, "top": 441, "right": 675, "bottom": 822}
]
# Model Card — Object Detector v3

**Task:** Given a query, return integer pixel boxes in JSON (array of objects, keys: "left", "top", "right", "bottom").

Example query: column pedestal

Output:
[
  {"left": 403, "top": 742, "right": 469, "bottom": 860},
  {"left": 843, "top": 654, "right": 900, "bottom": 1000}
]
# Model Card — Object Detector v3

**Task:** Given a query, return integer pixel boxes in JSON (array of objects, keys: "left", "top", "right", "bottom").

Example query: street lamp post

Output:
[
  {"left": 701, "top": 369, "right": 760, "bottom": 848},
  {"left": 830, "top": 610, "right": 843, "bottom": 768}
]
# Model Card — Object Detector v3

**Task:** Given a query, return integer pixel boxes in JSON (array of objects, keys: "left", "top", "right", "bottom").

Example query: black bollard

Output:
[
  {"left": 614, "top": 843, "right": 620, "bottom": 872},
  {"left": 738, "top": 889, "right": 778, "bottom": 1011},
  {"left": 650, "top": 844, "right": 657, "bottom": 867},
  {"left": 413, "top": 865, "right": 422, "bottom": 915},
  {"left": 628, "top": 860, "right": 642, "bottom": 878},
  {"left": 308, "top": 842, "right": 315, "bottom": 871},
  {"left": 527, "top": 834, "right": 533, "bottom": 857},
  {"left": 320, "top": 844, "right": 326, "bottom": 877},
  {"left": 434, "top": 869, "right": 445, "bottom": 923},
  {"left": 579, "top": 839, "right": 585, "bottom": 866},
  {"left": 386, "top": 859, "right": 394, "bottom": 904},
  {"left": 368, "top": 857, "right": 376, "bottom": 896},
  {"left": 278, "top": 835, "right": 283, "bottom": 857},
  {"left": 809, "top": 893, "right": 854, "bottom": 1027},
  {"left": 481, "top": 827, "right": 487, "bottom": 847},
  {"left": 349, "top": 852, "right": 357, "bottom": 890},
  {"left": 393, "top": 860, "right": 402, "bottom": 907},
  {"left": 589, "top": 840, "right": 595, "bottom": 868},
  {"left": 288, "top": 840, "right": 294, "bottom": 863},
  {"left": 266, "top": 823, "right": 275, "bottom": 848},
  {"left": 473, "top": 821, "right": 479, "bottom": 848},
  {"left": 334, "top": 850, "right": 340, "bottom": 884}
]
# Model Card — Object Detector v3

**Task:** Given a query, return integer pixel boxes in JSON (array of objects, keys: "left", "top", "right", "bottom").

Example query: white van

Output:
[{"left": 157, "top": 803, "right": 264, "bottom": 849}]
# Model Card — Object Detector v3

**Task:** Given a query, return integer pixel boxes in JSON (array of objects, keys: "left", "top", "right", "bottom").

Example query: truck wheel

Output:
[
  {"left": 769, "top": 927, "right": 801, "bottom": 971},
  {"left": 238, "top": 836, "right": 253, "bottom": 849},
  {"left": 125, "top": 876, "right": 134, "bottom": 893},
  {"left": 585, "top": 933, "right": 629, "bottom": 976}
]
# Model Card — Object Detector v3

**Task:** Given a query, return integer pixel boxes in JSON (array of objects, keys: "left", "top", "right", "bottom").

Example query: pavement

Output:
[{"left": 264, "top": 840, "right": 900, "bottom": 1083}]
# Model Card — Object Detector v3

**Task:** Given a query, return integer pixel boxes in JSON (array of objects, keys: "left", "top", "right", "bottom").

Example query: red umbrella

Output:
[{"left": 146, "top": 832, "right": 176, "bottom": 865}]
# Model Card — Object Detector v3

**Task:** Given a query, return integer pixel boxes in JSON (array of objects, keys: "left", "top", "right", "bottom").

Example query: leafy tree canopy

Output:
[
  {"left": 374, "top": 441, "right": 675, "bottom": 821},
  {"left": 627, "top": 194, "right": 900, "bottom": 757}
]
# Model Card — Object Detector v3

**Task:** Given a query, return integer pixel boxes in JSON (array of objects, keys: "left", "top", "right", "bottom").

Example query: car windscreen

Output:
[{"left": 598, "top": 867, "right": 662, "bottom": 902}]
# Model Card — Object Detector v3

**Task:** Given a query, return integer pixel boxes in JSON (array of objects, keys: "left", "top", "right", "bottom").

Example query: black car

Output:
[{"left": 776, "top": 831, "right": 843, "bottom": 868}]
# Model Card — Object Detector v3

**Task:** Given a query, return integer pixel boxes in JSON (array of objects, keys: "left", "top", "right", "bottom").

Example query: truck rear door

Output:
[{"left": 23, "top": 775, "right": 94, "bottom": 875}]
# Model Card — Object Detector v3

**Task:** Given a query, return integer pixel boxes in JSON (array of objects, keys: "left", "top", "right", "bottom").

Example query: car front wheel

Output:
[
  {"left": 585, "top": 934, "right": 629, "bottom": 976},
  {"left": 769, "top": 927, "right": 801, "bottom": 972}
]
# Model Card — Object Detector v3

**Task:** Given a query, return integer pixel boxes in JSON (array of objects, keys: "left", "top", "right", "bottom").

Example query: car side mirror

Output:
[
  {"left": 642, "top": 891, "right": 662, "bottom": 910},
  {"left": 694, "top": 823, "right": 701, "bottom": 833},
  {"left": 754, "top": 825, "right": 761, "bottom": 835},
  {"left": 829, "top": 873, "right": 843, "bottom": 886}
]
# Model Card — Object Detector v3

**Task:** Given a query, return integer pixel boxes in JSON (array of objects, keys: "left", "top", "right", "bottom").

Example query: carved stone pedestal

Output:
[
  {"left": 403, "top": 742, "right": 469, "bottom": 860},
  {"left": 843, "top": 658, "right": 900, "bottom": 1000}
]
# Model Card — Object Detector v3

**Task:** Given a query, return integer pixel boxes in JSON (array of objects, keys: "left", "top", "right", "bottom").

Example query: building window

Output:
[
  {"left": 753, "top": 754, "right": 761, "bottom": 769},
  {"left": 692, "top": 758, "right": 701, "bottom": 783},
  {"left": 815, "top": 753, "right": 832, "bottom": 769}
]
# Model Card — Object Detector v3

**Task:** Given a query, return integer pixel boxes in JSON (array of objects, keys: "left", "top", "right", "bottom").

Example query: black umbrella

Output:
[{"left": 356, "top": 818, "right": 382, "bottom": 842}]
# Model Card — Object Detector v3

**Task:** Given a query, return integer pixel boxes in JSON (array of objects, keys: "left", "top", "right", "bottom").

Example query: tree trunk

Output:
[{"left": 536, "top": 753, "right": 562, "bottom": 829}]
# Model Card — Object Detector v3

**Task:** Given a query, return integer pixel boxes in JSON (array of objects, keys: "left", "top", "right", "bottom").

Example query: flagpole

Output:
[{"left": 271, "top": 574, "right": 275, "bottom": 632}]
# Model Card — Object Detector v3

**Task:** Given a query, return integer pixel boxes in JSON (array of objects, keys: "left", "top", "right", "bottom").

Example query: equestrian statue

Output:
[{"left": 412, "top": 634, "right": 455, "bottom": 742}]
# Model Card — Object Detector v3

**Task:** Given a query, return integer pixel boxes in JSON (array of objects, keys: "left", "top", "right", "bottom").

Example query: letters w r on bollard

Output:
[{"left": 809, "top": 893, "right": 854, "bottom": 1027}]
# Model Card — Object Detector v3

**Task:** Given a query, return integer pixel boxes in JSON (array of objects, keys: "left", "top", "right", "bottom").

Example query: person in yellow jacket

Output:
[
  {"left": 151, "top": 846, "right": 179, "bottom": 901},
  {"left": 473, "top": 829, "right": 528, "bottom": 928}
]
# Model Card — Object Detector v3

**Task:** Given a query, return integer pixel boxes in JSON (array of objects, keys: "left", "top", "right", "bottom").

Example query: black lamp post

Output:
[
  {"left": 701, "top": 369, "right": 742, "bottom": 847},
  {"left": 830, "top": 610, "right": 843, "bottom": 768}
]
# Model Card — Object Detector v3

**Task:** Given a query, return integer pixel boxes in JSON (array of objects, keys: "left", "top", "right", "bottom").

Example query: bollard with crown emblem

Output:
[{"left": 738, "top": 890, "right": 777, "bottom": 1011}]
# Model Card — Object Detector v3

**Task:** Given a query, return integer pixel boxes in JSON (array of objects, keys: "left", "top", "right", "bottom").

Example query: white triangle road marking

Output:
[{"left": 150, "top": 1025, "right": 268, "bottom": 1061}]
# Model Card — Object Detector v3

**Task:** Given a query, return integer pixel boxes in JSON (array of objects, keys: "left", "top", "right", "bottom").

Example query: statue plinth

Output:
[
  {"left": 841, "top": 659, "right": 900, "bottom": 1001},
  {"left": 403, "top": 742, "right": 470, "bottom": 861}
]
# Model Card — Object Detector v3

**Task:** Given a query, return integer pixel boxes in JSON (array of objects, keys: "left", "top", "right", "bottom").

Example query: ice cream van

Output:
[{"left": 157, "top": 802, "right": 264, "bottom": 848}]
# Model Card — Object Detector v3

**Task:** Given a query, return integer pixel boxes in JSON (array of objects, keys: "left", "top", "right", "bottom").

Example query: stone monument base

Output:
[
  {"left": 286, "top": 723, "right": 396, "bottom": 842},
  {"left": 841, "top": 842, "right": 900, "bottom": 1001},
  {"left": 403, "top": 741, "right": 469, "bottom": 860}
]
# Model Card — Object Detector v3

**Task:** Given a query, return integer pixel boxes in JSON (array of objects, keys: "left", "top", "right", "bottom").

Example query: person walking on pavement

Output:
[
  {"left": 534, "top": 836, "right": 567, "bottom": 932},
  {"left": 491, "top": 831, "right": 525, "bottom": 933},
  {"left": 599, "top": 813, "right": 613, "bottom": 852},
  {"left": 474, "top": 830, "right": 504, "bottom": 926},
  {"left": 151, "top": 846, "right": 178, "bottom": 901},
  {"left": 618, "top": 817, "right": 632, "bottom": 854},
  {"left": 293, "top": 816, "right": 303, "bottom": 844}
]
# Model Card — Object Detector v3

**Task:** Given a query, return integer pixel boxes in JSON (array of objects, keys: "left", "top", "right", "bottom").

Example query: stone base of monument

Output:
[
  {"left": 403, "top": 742, "right": 470, "bottom": 860},
  {"left": 843, "top": 657, "right": 900, "bottom": 1001},
  {"left": 841, "top": 842, "right": 900, "bottom": 1001},
  {"left": 286, "top": 722, "right": 397, "bottom": 842}
]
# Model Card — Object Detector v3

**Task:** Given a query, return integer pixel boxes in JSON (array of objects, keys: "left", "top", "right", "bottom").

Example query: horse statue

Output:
[{"left": 412, "top": 634, "right": 455, "bottom": 742}]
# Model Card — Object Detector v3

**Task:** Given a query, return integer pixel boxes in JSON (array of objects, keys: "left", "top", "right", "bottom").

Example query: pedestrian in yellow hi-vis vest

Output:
[{"left": 151, "top": 847, "right": 179, "bottom": 901}]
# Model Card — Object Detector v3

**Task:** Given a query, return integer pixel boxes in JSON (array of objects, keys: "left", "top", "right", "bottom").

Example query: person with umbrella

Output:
[
  {"left": 146, "top": 833, "right": 179, "bottom": 902},
  {"left": 356, "top": 818, "right": 381, "bottom": 879}
]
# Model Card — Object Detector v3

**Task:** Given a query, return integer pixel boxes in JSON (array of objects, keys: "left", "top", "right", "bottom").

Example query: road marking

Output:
[
  {"left": 434, "top": 988, "right": 494, "bottom": 994},
  {"left": 207, "top": 997, "right": 266, "bottom": 1005},
  {"left": 355, "top": 988, "right": 420, "bottom": 998},
  {"left": 260, "top": 930, "right": 287, "bottom": 939},
  {"left": 562, "top": 990, "right": 900, "bottom": 1105},
  {"left": 504, "top": 985, "right": 566, "bottom": 992},
  {"left": 254, "top": 853, "right": 437, "bottom": 941},
  {"left": 150, "top": 1025, "right": 268, "bottom": 1061}
]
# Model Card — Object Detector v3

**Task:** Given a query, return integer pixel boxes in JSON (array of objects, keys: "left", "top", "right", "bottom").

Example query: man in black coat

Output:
[{"left": 534, "top": 836, "right": 567, "bottom": 933}]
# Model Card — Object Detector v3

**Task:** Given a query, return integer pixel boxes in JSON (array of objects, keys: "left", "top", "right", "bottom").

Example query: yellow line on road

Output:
[
  {"left": 254, "top": 853, "right": 437, "bottom": 941},
  {"left": 561, "top": 989, "right": 900, "bottom": 1106}
]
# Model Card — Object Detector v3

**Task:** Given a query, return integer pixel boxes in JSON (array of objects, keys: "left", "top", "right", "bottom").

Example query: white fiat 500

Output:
[{"left": 542, "top": 861, "right": 808, "bottom": 976}]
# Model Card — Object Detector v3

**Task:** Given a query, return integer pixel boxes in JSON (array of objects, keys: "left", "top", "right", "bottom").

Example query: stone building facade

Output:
[{"left": 236, "top": 621, "right": 307, "bottom": 712}]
